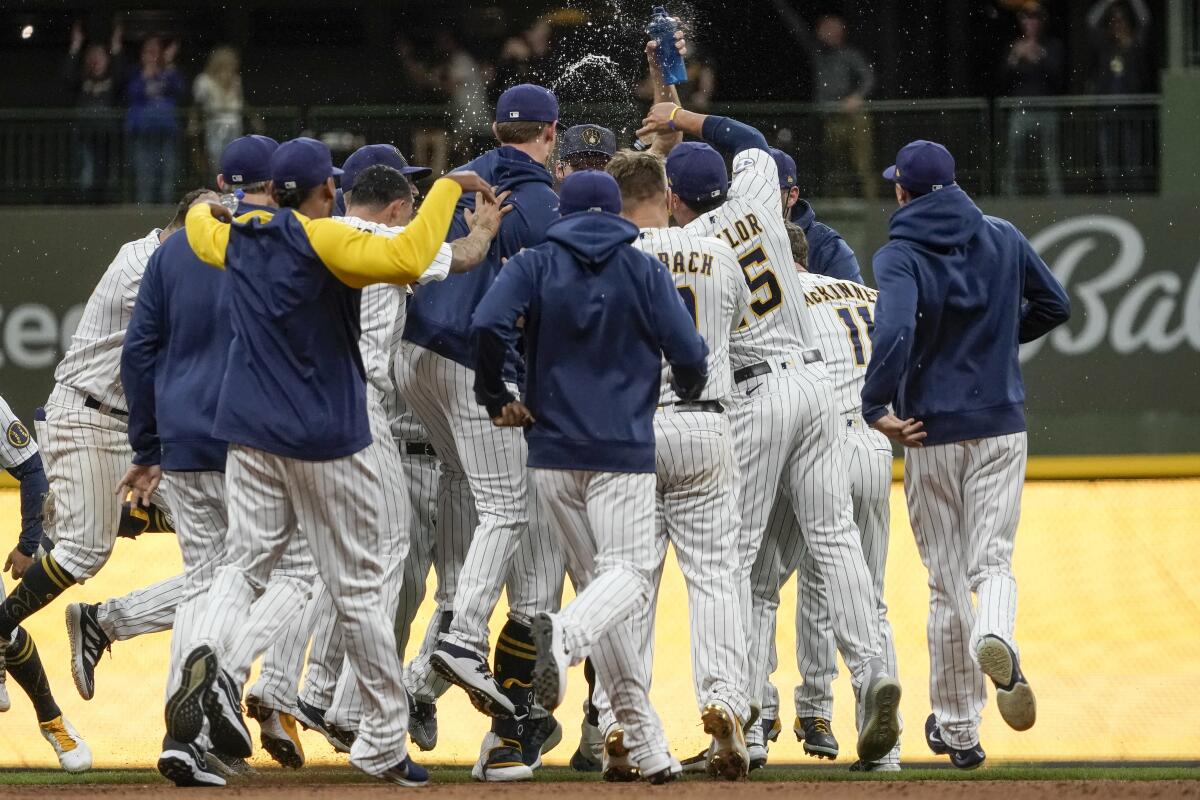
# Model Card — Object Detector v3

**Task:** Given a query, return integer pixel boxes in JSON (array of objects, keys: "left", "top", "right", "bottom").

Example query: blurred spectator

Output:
[
  {"left": 1001, "top": 5, "right": 1065, "bottom": 196},
  {"left": 804, "top": 15, "right": 877, "bottom": 200},
  {"left": 62, "top": 20, "right": 123, "bottom": 202},
  {"left": 192, "top": 46, "right": 244, "bottom": 179},
  {"left": 126, "top": 37, "right": 185, "bottom": 203},
  {"left": 493, "top": 17, "right": 554, "bottom": 97},
  {"left": 399, "top": 32, "right": 492, "bottom": 172},
  {"left": 1088, "top": 0, "right": 1152, "bottom": 191}
]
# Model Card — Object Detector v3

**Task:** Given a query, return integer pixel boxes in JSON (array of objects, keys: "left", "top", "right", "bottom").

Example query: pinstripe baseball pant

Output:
[
  {"left": 531, "top": 467, "right": 669, "bottom": 764},
  {"left": 905, "top": 432, "right": 1027, "bottom": 750}
]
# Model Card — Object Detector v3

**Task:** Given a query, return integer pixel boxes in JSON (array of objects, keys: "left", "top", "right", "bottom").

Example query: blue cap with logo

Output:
[
  {"left": 665, "top": 142, "right": 728, "bottom": 206},
  {"left": 560, "top": 124, "right": 617, "bottom": 160},
  {"left": 883, "top": 140, "right": 956, "bottom": 194},
  {"left": 219, "top": 135, "right": 279, "bottom": 185},
  {"left": 495, "top": 83, "right": 559, "bottom": 123},
  {"left": 342, "top": 144, "right": 432, "bottom": 191},
  {"left": 558, "top": 170, "right": 621, "bottom": 216},
  {"left": 270, "top": 137, "right": 343, "bottom": 192},
  {"left": 769, "top": 147, "right": 797, "bottom": 189}
]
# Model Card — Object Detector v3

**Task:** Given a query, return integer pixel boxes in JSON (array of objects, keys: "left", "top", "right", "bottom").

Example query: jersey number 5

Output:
[
  {"left": 834, "top": 305, "right": 875, "bottom": 366},
  {"left": 738, "top": 246, "right": 782, "bottom": 318}
]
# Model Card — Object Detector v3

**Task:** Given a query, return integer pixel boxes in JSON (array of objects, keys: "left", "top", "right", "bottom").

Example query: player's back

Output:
[
  {"left": 635, "top": 227, "right": 747, "bottom": 404},
  {"left": 684, "top": 149, "right": 812, "bottom": 371},
  {"left": 796, "top": 272, "right": 879, "bottom": 416}
]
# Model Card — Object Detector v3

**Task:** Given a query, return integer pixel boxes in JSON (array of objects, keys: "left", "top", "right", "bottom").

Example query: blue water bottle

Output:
[{"left": 647, "top": 6, "right": 688, "bottom": 86}]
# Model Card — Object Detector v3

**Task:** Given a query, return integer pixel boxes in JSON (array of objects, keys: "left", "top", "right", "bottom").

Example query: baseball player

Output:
[
  {"left": 471, "top": 170, "right": 709, "bottom": 785},
  {"left": 638, "top": 103, "right": 902, "bottom": 764},
  {"left": 555, "top": 124, "right": 617, "bottom": 182},
  {"left": 0, "top": 395, "right": 91, "bottom": 773},
  {"left": 769, "top": 148, "right": 864, "bottom": 283},
  {"left": 865, "top": 141, "right": 1069, "bottom": 768},
  {"left": 744, "top": 221, "right": 902, "bottom": 772},
  {"left": 166, "top": 137, "right": 494, "bottom": 786},
  {"left": 398, "top": 84, "right": 559, "bottom": 738}
]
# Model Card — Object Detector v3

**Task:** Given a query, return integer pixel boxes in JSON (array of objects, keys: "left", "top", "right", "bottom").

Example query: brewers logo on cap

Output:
[
  {"left": 6, "top": 420, "right": 31, "bottom": 448},
  {"left": 582, "top": 127, "right": 602, "bottom": 147}
]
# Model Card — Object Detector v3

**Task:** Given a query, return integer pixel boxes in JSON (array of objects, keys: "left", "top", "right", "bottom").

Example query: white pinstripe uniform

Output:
[
  {"left": 684, "top": 148, "right": 886, "bottom": 700},
  {"left": 749, "top": 274, "right": 900, "bottom": 765},
  {"left": 40, "top": 230, "right": 183, "bottom": 637}
]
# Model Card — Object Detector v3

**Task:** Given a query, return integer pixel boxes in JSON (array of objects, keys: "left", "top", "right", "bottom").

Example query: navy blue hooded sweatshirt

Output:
[
  {"left": 470, "top": 211, "right": 709, "bottom": 474},
  {"left": 123, "top": 200, "right": 273, "bottom": 471},
  {"left": 790, "top": 200, "right": 864, "bottom": 284},
  {"left": 405, "top": 146, "right": 559, "bottom": 381},
  {"left": 862, "top": 186, "right": 1070, "bottom": 445}
]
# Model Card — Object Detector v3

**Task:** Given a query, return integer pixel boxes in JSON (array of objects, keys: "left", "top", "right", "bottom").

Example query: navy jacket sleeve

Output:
[
  {"left": 816, "top": 235, "right": 865, "bottom": 284},
  {"left": 861, "top": 247, "right": 918, "bottom": 423},
  {"left": 470, "top": 255, "right": 536, "bottom": 417},
  {"left": 648, "top": 257, "right": 710, "bottom": 401},
  {"left": 701, "top": 115, "right": 770, "bottom": 157},
  {"left": 122, "top": 255, "right": 164, "bottom": 466},
  {"left": 7, "top": 452, "right": 47, "bottom": 556},
  {"left": 1015, "top": 232, "right": 1071, "bottom": 343}
]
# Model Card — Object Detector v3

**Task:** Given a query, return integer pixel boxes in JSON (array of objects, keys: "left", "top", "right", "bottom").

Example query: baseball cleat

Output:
[
  {"left": 925, "top": 713, "right": 986, "bottom": 770},
  {"left": 376, "top": 755, "right": 430, "bottom": 787},
  {"left": 471, "top": 732, "right": 533, "bottom": 782},
  {"left": 856, "top": 670, "right": 902, "bottom": 763},
  {"left": 530, "top": 612, "right": 569, "bottom": 711},
  {"left": 158, "top": 736, "right": 225, "bottom": 787},
  {"left": 205, "top": 668, "right": 253, "bottom": 759},
  {"left": 640, "top": 752, "right": 682, "bottom": 785},
  {"left": 850, "top": 758, "right": 902, "bottom": 772},
  {"left": 0, "top": 637, "right": 8, "bottom": 712},
  {"left": 523, "top": 713, "right": 562, "bottom": 769},
  {"left": 795, "top": 716, "right": 840, "bottom": 760},
  {"left": 570, "top": 718, "right": 604, "bottom": 772},
  {"left": 247, "top": 697, "right": 305, "bottom": 769},
  {"left": 39, "top": 715, "right": 92, "bottom": 773},
  {"left": 430, "top": 641, "right": 515, "bottom": 718},
  {"left": 680, "top": 747, "right": 711, "bottom": 774},
  {"left": 976, "top": 635, "right": 1037, "bottom": 731},
  {"left": 0, "top": 674, "right": 9, "bottom": 713},
  {"left": 601, "top": 726, "right": 639, "bottom": 782},
  {"left": 66, "top": 602, "right": 109, "bottom": 701},
  {"left": 702, "top": 701, "right": 749, "bottom": 780},
  {"left": 295, "top": 697, "right": 353, "bottom": 754},
  {"left": 207, "top": 748, "right": 257, "bottom": 778},
  {"left": 165, "top": 644, "right": 219, "bottom": 745},
  {"left": 408, "top": 694, "right": 438, "bottom": 751}
]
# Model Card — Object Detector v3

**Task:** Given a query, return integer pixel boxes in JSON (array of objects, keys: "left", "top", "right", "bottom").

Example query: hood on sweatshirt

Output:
[
  {"left": 888, "top": 184, "right": 984, "bottom": 251},
  {"left": 453, "top": 145, "right": 554, "bottom": 210},
  {"left": 790, "top": 198, "right": 816, "bottom": 229},
  {"left": 546, "top": 211, "right": 639, "bottom": 267}
]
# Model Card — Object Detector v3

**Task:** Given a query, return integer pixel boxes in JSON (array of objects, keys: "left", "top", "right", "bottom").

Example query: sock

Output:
[
  {"left": 492, "top": 617, "right": 538, "bottom": 743},
  {"left": 0, "top": 554, "right": 76, "bottom": 639},
  {"left": 6, "top": 628, "right": 61, "bottom": 723},
  {"left": 583, "top": 657, "right": 599, "bottom": 726}
]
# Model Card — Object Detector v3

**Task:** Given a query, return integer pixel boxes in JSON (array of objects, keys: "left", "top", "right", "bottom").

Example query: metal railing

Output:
[{"left": 0, "top": 95, "right": 1161, "bottom": 204}]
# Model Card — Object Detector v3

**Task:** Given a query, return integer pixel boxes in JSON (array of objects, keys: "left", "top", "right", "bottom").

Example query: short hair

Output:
[
  {"left": 784, "top": 220, "right": 809, "bottom": 269},
  {"left": 495, "top": 121, "right": 550, "bottom": 145},
  {"left": 165, "top": 188, "right": 217, "bottom": 230},
  {"left": 605, "top": 149, "right": 667, "bottom": 207},
  {"left": 679, "top": 194, "right": 724, "bottom": 216},
  {"left": 272, "top": 184, "right": 322, "bottom": 210},
  {"left": 563, "top": 152, "right": 612, "bottom": 173},
  {"left": 346, "top": 164, "right": 412, "bottom": 210},
  {"left": 238, "top": 180, "right": 268, "bottom": 195}
]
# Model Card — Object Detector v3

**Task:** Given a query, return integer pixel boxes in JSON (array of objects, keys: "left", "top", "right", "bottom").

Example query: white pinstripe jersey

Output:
[
  {"left": 52, "top": 229, "right": 163, "bottom": 411},
  {"left": 796, "top": 272, "right": 880, "bottom": 416},
  {"left": 683, "top": 148, "right": 812, "bottom": 371},
  {"left": 635, "top": 227, "right": 748, "bottom": 404},
  {"left": 0, "top": 394, "right": 38, "bottom": 470}
]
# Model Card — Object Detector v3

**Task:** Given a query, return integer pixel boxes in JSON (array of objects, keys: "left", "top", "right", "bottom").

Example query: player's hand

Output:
[
  {"left": 116, "top": 464, "right": 162, "bottom": 508},
  {"left": 491, "top": 401, "right": 535, "bottom": 428},
  {"left": 871, "top": 414, "right": 926, "bottom": 447},
  {"left": 4, "top": 548, "right": 33, "bottom": 580},
  {"left": 202, "top": 201, "right": 233, "bottom": 224},
  {"left": 443, "top": 172, "right": 497, "bottom": 204},
  {"left": 645, "top": 25, "right": 687, "bottom": 76},
  {"left": 465, "top": 190, "right": 513, "bottom": 237},
  {"left": 638, "top": 101, "right": 682, "bottom": 139}
]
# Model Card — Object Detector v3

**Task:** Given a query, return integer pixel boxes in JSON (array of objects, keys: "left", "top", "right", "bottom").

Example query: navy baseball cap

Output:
[
  {"left": 560, "top": 124, "right": 617, "bottom": 160},
  {"left": 219, "top": 135, "right": 279, "bottom": 185},
  {"left": 883, "top": 140, "right": 956, "bottom": 194},
  {"left": 558, "top": 170, "right": 621, "bottom": 215},
  {"left": 270, "top": 137, "right": 343, "bottom": 192},
  {"left": 769, "top": 147, "right": 797, "bottom": 189},
  {"left": 342, "top": 144, "right": 432, "bottom": 191},
  {"left": 665, "top": 142, "right": 728, "bottom": 206},
  {"left": 495, "top": 83, "right": 559, "bottom": 123}
]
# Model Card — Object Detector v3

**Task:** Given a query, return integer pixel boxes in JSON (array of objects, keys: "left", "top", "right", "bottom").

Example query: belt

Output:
[
  {"left": 84, "top": 395, "right": 128, "bottom": 418},
  {"left": 660, "top": 400, "right": 725, "bottom": 414},
  {"left": 403, "top": 441, "right": 437, "bottom": 457},
  {"left": 732, "top": 349, "right": 823, "bottom": 384}
]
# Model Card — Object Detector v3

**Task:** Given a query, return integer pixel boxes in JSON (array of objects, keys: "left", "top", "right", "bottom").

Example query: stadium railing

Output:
[{"left": 0, "top": 95, "right": 1160, "bottom": 204}]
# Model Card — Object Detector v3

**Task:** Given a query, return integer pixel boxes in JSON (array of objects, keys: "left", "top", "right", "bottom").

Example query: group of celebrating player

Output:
[{"left": 0, "top": 29, "right": 1069, "bottom": 787}]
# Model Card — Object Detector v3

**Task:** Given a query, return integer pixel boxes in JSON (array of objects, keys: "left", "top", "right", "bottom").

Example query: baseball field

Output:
[{"left": 2, "top": 478, "right": 1198, "bottom": 795}]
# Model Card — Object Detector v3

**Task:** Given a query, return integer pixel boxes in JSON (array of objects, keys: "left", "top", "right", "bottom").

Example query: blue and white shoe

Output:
[
  {"left": 925, "top": 714, "right": 985, "bottom": 770},
  {"left": 378, "top": 755, "right": 430, "bottom": 787},
  {"left": 976, "top": 635, "right": 1037, "bottom": 731},
  {"left": 530, "top": 613, "right": 569, "bottom": 711},
  {"left": 430, "top": 641, "right": 514, "bottom": 717}
]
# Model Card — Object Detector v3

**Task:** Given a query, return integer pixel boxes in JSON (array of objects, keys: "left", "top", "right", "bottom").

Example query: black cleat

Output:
[
  {"left": 976, "top": 635, "right": 1037, "bottom": 731},
  {"left": 204, "top": 668, "right": 253, "bottom": 758},
  {"left": 157, "top": 736, "right": 226, "bottom": 787},
  {"left": 925, "top": 713, "right": 986, "bottom": 770},
  {"left": 66, "top": 603, "right": 109, "bottom": 701},
  {"left": 408, "top": 694, "right": 438, "bottom": 751},
  {"left": 295, "top": 698, "right": 353, "bottom": 754},
  {"left": 430, "top": 641, "right": 515, "bottom": 718},
  {"left": 165, "top": 646, "right": 218, "bottom": 745},
  {"left": 795, "top": 716, "right": 839, "bottom": 760}
]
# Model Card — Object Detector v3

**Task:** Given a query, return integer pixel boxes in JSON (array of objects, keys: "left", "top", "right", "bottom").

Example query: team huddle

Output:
[{"left": 0, "top": 32, "right": 1070, "bottom": 787}]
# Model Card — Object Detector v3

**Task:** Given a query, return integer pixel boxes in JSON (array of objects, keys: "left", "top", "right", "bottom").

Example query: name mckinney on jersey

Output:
[
  {"left": 653, "top": 249, "right": 715, "bottom": 277},
  {"left": 803, "top": 280, "right": 879, "bottom": 307}
]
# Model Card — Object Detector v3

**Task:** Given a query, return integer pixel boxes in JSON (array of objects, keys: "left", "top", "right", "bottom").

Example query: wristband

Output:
[{"left": 668, "top": 105, "right": 683, "bottom": 131}]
